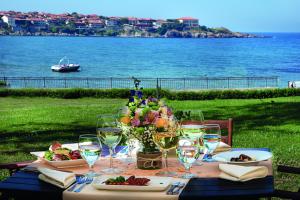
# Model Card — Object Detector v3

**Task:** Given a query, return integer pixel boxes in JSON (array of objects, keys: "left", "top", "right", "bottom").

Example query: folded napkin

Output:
[
  {"left": 214, "top": 142, "right": 231, "bottom": 153},
  {"left": 219, "top": 164, "right": 268, "bottom": 182},
  {"left": 38, "top": 167, "right": 76, "bottom": 188}
]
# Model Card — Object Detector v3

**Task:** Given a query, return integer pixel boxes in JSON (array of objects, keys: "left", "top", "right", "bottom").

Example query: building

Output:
[
  {"left": 136, "top": 18, "right": 154, "bottom": 28},
  {"left": 153, "top": 19, "right": 167, "bottom": 28},
  {"left": 128, "top": 17, "right": 138, "bottom": 26},
  {"left": 88, "top": 20, "right": 104, "bottom": 29},
  {"left": 177, "top": 17, "right": 199, "bottom": 28},
  {"left": 105, "top": 17, "right": 120, "bottom": 27},
  {"left": 74, "top": 22, "right": 87, "bottom": 30},
  {"left": 29, "top": 18, "right": 48, "bottom": 31},
  {"left": 1, "top": 15, "right": 16, "bottom": 28}
]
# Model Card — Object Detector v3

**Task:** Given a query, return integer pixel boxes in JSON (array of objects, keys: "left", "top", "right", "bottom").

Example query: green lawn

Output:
[{"left": 0, "top": 96, "right": 300, "bottom": 191}]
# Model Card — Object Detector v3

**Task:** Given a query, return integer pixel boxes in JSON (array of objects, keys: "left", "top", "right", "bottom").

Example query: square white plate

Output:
[
  {"left": 30, "top": 143, "right": 86, "bottom": 168},
  {"left": 92, "top": 175, "right": 172, "bottom": 191}
]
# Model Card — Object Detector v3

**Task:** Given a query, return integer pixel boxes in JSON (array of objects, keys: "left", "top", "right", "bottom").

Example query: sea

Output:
[{"left": 0, "top": 32, "right": 300, "bottom": 88}]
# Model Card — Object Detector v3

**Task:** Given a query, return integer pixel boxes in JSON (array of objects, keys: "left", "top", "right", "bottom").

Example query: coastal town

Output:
[{"left": 0, "top": 11, "right": 257, "bottom": 38}]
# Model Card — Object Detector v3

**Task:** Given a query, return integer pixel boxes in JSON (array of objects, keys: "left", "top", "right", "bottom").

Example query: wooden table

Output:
[{"left": 0, "top": 148, "right": 274, "bottom": 200}]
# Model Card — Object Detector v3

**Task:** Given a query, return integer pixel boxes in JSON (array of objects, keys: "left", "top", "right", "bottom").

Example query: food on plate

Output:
[
  {"left": 104, "top": 176, "right": 150, "bottom": 186},
  {"left": 44, "top": 141, "right": 82, "bottom": 161},
  {"left": 230, "top": 154, "right": 256, "bottom": 162}
]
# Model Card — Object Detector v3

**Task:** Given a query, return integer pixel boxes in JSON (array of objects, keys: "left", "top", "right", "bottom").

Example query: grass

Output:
[{"left": 0, "top": 96, "right": 299, "bottom": 191}]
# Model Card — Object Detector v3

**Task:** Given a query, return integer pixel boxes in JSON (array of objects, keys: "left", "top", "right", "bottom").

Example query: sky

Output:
[{"left": 1, "top": 0, "right": 300, "bottom": 32}]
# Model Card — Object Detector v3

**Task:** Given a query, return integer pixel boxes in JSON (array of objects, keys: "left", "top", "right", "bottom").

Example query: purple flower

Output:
[
  {"left": 129, "top": 97, "right": 134, "bottom": 102},
  {"left": 148, "top": 97, "right": 158, "bottom": 102},
  {"left": 167, "top": 107, "right": 173, "bottom": 116},
  {"left": 131, "top": 118, "right": 141, "bottom": 127},
  {"left": 130, "top": 90, "right": 136, "bottom": 96},
  {"left": 141, "top": 100, "right": 146, "bottom": 105},
  {"left": 137, "top": 90, "right": 143, "bottom": 99}
]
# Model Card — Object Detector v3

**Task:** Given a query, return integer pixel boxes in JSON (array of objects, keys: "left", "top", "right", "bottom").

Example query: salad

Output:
[{"left": 44, "top": 141, "right": 82, "bottom": 161}]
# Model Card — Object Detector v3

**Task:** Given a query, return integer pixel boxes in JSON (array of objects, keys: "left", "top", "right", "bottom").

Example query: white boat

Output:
[{"left": 51, "top": 57, "right": 80, "bottom": 72}]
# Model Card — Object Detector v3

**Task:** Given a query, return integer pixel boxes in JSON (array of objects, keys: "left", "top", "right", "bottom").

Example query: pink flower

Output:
[
  {"left": 131, "top": 118, "right": 141, "bottom": 127},
  {"left": 143, "top": 111, "right": 159, "bottom": 125},
  {"left": 167, "top": 107, "right": 173, "bottom": 117}
]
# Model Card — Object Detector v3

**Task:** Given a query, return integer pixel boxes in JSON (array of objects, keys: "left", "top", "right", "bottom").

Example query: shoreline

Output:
[{"left": 0, "top": 32, "right": 270, "bottom": 39}]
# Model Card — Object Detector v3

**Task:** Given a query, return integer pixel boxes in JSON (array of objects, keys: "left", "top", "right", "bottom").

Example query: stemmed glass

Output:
[
  {"left": 96, "top": 115, "right": 123, "bottom": 174},
  {"left": 180, "top": 109, "right": 205, "bottom": 165},
  {"left": 201, "top": 124, "right": 221, "bottom": 162},
  {"left": 78, "top": 134, "right": 102, "bottom": 178},
  {"left": 152, "top": 117, "right": 180, "bottom": 177},
  {"left": 117, "top": 107, "right": 136, "bottom": 163},
  {"left": 176, "top": 137, "right": 200, "bottom": 179}
]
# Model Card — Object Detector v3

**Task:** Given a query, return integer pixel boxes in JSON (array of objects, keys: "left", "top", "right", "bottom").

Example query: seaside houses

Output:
[
  {"left": 177, "top": 17, "right": 199, "bottom": 28},
  {"left": 88, "top": 20, "right": 104, "bottom": 29},
  {"left": 105, "top": 17, "right": 120, "bottom": 27},
  {"left": 29, "top": 18, "right": 48, "bottom": 32},
  {"left": 0, "top": 11, "right": 202, "bottom": 36},
  {"left": 1, "top": 15, "right": 16, "bottom": 29}
]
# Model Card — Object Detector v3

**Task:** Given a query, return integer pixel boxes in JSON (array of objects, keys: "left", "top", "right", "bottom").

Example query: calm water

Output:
[{"left": 0, "top": 33, "right": 300, "bottom": 87}]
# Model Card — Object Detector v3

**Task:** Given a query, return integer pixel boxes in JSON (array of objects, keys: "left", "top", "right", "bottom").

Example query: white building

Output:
[
  {"left": 105, "top": 17, "right": 120, "bottom": 27},
  {"left": 177, "top": 17, "right": 199, "bottom": 28},
  {"left": 1, "top": 16, "right": 16, "bottom": 28}
]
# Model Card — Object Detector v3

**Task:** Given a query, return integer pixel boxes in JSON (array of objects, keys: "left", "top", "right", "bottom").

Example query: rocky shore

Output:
[{"left": 0, "top": 30, "right": 267, "bottom": 38}]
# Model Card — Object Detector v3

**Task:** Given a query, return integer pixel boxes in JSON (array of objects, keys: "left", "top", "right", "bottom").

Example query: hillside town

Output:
[{"left": 0, "top": 11, "right": 257, "bottom": 38}]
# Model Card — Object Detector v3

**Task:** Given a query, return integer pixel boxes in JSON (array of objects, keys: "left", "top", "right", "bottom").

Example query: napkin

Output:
[
  {"left": 219, "top": 164, "right": 268, "bottom": 182},
  {"left": 38, "top": 167, "right": 76, "bottom": 188},
  {"left": 214, "top": 142, "right": 231, "bottom": 153}
]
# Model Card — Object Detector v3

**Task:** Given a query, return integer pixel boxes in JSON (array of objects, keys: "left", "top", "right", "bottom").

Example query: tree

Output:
[{"left": 120, "top": 17, "right": 129, "bottom": 25}]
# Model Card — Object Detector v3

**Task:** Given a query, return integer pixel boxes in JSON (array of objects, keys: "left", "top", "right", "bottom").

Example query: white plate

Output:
[
  {"left": 30, "top": 143, "right": 86, "bottom": 168},
  {"left": 92, "top": 176, "right": 172, "bottom": 191},
  {"left": 212, "top": 150, "right": 272, "bottom": 165}
]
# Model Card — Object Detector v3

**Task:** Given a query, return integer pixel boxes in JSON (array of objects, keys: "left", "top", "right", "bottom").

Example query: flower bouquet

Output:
[{"left": 119, "top": 78, "right": 176, "bottom": 169}]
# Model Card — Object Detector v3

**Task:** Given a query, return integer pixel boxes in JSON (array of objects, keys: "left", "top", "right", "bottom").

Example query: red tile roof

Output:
[{"left": 177, "top": 17, "right": 198, "bottom": 20}]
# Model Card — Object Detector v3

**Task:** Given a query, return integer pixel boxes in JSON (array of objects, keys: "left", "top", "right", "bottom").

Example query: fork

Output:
[
  {"left": 74, "top": 177, "right": 93, "bottom": 193},
  {"left": 67, "top": 176, "right": 86, "bottom": 192}
]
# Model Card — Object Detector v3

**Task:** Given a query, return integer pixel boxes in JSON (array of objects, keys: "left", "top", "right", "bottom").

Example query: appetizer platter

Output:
[
  {"left": 92, "top": 175, "right": 172, "bottom": 191},
  {"left": 31, "top": 141, "right": 86, "bottom": 168}
]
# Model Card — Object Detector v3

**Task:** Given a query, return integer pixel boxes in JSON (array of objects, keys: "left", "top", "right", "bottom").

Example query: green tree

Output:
[{"left": 120, "top": 17, "right": 129, "bottom": 25}]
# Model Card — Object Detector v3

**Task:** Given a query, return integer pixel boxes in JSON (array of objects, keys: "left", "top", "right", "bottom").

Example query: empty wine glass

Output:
[
  {"left": 176, "top": 137, "right": 200, "bottom": 179},
  {"left": 201, "top": 124, "right": 221, "bottom": 162},
  {"left": 152, "top": 117, "right": 180, "bottom": 177},
  {"left": 96, "top": 115, "right": 123, "bottom": 174},
  {"left": 78, "top": 134, "right": 102, "bottom": 178}
]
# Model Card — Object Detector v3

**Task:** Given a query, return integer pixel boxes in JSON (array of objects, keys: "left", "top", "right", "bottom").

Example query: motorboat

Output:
[{"left": 51, "top": 57, "right": 80, "bottom": 72}]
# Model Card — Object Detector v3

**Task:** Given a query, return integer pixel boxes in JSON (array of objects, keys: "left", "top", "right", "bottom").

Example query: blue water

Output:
[{"left": 0, "top": 33, "right": 300, "bottom": 87}]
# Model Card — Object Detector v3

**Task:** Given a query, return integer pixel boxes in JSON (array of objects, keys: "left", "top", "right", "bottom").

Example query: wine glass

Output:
[
  {"left": 176, "top": 137, "right": 200, "bottom": 179},
  {"left": 152, "top": 117, "right": 180, "bottom": 177},
  {"left": 201, "top": 124, "right": 221, "bottom": 162},
  {"left": 180, "top": 109, "right": 205, "bottom": 165},
  {"left": 96, "top": 115, "right": 123, "bottom": 174},
  {"left": 78, "top": 134, "right": 102, "bottom": 178},
  {"left": 117, "top": 107, "right": 136, "bottom": 162},
  {"left": 180, "top": 109, "right": 205, "bottom": 123}
]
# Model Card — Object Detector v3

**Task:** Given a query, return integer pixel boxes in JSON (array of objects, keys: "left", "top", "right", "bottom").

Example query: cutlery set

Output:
[
  {"left": 68, "top": 177, "right": 93, "bottom": 193},
  {"left": 166, "top": 182, "right": 186, "bottom": 195}
]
